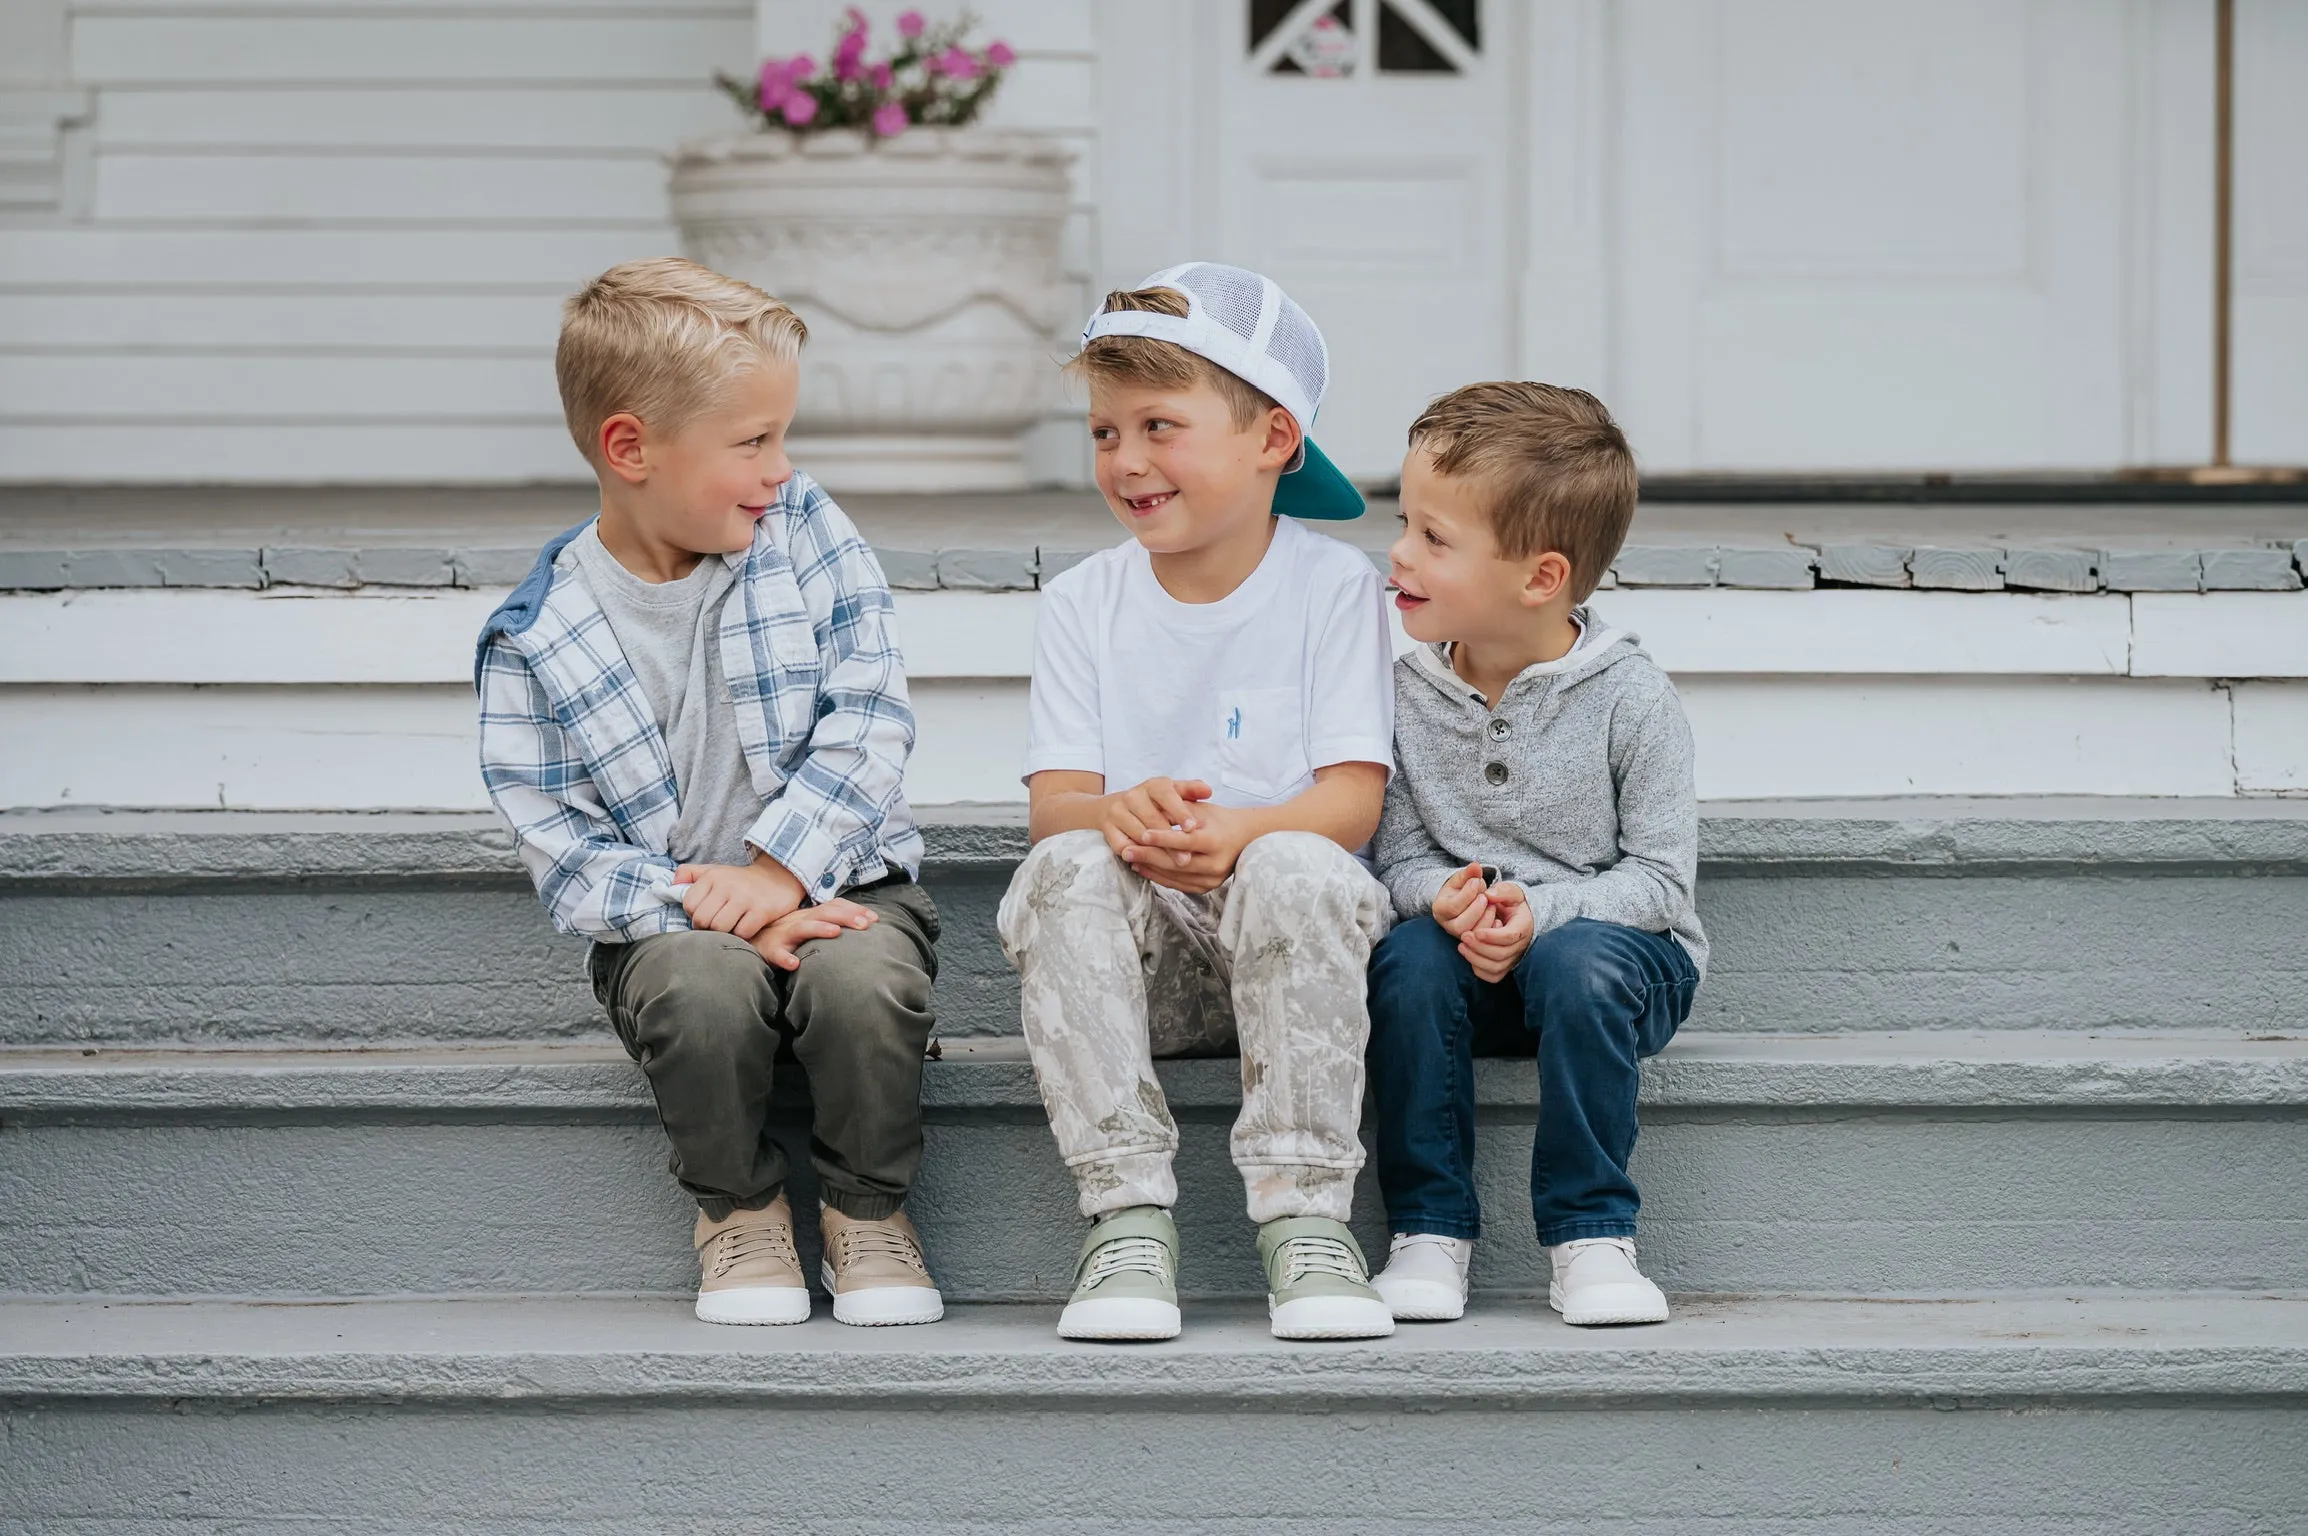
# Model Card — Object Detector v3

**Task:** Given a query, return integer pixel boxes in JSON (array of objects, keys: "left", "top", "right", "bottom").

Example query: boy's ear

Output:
[
  {"left": 1521, "top": 550, "right": 1574, "bottom": 608},
  {"left": 598, "top": 412, "right": 649, "bottom": 484},
  {"left": 1258, "top": 405, "right": 1303, "bottom": 472}
]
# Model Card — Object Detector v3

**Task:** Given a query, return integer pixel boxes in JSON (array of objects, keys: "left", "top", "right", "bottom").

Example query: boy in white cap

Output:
[{"left": 995, "top": 264, "right": 1397, "bottom": 1343}]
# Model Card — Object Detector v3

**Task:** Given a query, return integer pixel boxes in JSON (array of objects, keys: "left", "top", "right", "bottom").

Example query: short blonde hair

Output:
[
  {"left": 556, "top": 257, "right": 808, "bottom": 464},
  {"left": 1407, "top": 382, "right": 1638, "bottom": 603},
  {"left": 1065, "top": 286, "right": 1276, "bottom": 429}
]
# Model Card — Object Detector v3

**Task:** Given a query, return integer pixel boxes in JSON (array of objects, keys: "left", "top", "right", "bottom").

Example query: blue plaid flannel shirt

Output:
[{"left": 474, "top": 471, "right": 923, "bottom": 942}]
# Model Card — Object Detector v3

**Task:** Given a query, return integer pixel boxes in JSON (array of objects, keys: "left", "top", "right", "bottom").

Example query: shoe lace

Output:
[
  {"left": 1084, "top": 1234, "right": 1172, "bottom": 1288},
  {"left": 831, "top": 1221, "right": 928, "bottom": 1277},
  {"left": 1277, "top": 1234, "right": 1365, "bottom": 1288},
  {"left": 706, "top": 1223, "right": 798, "bottom": 1280}
]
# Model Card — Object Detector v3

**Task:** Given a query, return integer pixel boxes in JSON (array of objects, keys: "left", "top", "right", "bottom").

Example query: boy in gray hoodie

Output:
[{"left": 1365, "top": 381, "right": 1705, "bottom": 1328}]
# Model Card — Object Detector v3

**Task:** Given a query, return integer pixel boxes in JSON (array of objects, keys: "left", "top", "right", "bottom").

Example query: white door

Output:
[
  {"left": 1207, "top": 0, "right": 1518, "bottom": 480},
  {"left": 1614, "top": 0, "right": 2147, "bottom": 472}
]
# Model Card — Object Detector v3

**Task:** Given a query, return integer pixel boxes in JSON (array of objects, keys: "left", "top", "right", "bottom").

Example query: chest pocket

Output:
[
  {"left": 728, "top": 568, "right": 821, "bottom": 746},
  {"left": 1215, "top": 686, "right": 1311, "bottom": 802}
]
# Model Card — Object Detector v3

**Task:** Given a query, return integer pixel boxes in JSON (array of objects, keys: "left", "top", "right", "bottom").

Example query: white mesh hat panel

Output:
[{"left": 1078, "top": 262, "right": 1330, "bottom": 442}]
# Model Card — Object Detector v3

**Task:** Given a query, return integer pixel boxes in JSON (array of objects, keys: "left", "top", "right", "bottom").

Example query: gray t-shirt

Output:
[{"left": 563, "top": 527, "right": 761, "bottom": 865}]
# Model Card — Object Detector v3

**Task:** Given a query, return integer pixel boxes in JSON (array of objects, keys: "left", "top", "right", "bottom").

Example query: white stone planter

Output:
[{"left": 669, "top": 128, "right": 1072, "bottom": 494}]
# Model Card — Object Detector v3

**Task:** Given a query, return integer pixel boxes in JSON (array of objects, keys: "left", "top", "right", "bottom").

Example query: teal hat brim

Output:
[{"left": 1272, "top": 437, "right": 1365, "bottom": 522}]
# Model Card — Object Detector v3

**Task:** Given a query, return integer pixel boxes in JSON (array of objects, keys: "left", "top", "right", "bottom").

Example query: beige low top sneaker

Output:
[
  {"left": 818, "top": 1204, "right": 944, "bottom": 1327},
  {"left": 693, "top": 1194, "right": 810, "bottom": 1326}
]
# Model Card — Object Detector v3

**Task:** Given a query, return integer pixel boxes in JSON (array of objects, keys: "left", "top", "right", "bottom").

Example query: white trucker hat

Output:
[{"left": 1079, "top": 262, "right": 1365, "bottom": 522}]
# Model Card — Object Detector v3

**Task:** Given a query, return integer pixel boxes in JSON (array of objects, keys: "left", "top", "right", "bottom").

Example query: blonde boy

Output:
[
  {"left": 476, "top": 258, "right": 944, "bottom": 1328},
  {"left": 1366, "top": 382, "right": 1705, "bottom": 1328},
  {"left": 996, "top": 263, "right": 1398, "bottom": 1343}
]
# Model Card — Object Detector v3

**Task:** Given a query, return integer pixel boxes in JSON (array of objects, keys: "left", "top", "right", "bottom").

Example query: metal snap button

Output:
[{"left": 1483, "top": 761, "right": 1510, "bottom": 786}]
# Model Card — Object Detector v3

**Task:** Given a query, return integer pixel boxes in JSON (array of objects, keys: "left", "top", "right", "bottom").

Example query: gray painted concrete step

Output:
[
  {"left": 6, "top": 1034, "right": 2303, "bottom": 1301},
  {"left": 8, "top": 800, "right": 2308, "bottom": 1045},
  {"left": 4, "top": 1293, "right": 2304, "bottom": 1533}
]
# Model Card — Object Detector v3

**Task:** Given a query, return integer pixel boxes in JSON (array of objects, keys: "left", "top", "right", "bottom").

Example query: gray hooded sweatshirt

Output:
[{"left": 1373, "top": 611, "right": 1707, "bottom": 975}]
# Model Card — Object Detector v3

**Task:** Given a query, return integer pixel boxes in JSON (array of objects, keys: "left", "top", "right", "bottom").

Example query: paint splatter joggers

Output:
[{"left": 996, "top": 829, "right": 1392, "bottom": 1224}]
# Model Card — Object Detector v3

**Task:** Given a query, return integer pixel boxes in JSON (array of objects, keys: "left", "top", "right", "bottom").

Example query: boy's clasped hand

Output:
[{"left": 1431, "top": 863, "right": 1536, "bottom": 984}]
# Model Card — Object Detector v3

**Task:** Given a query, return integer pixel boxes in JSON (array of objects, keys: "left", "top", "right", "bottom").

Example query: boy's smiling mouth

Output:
[
  {"left": 1391, "top": 578, "right": 1429, "bottom": 612},
  {"left": 1123, "top": 490, "right": 1178, "bottom": 516}
]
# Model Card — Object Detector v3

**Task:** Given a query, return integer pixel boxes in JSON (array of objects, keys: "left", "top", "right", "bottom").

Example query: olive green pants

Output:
[{"left": 590, "top": 878, "right": 939, "bottom": 1222}]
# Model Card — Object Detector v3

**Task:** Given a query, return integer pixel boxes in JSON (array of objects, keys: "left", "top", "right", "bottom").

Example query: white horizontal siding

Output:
[
  {"left": 0, "top": 354, "right": 555, "bottom": 419},
  {"left": 0, "top": 226, "right": 672, "bottom": 285},
  {"left": 92, "top": 152, "right": 673, "bottom": 222},
  {"left": 95, "top": 86, "right": 743, "bottom": 152},
  {"left": 3, "top": 0, "right": 1104, "bottom": 484},
  {"left": 68, "top": 15, "right": 752, "bottom": 83},
  {"left": 0, "top": 292, "right": 567, "bottom": 350},
  {"left": 0, "top": 423, "right": 582, "bottom": 480}
]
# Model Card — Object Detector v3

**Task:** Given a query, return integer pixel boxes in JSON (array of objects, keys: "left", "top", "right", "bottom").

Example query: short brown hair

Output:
[
  {"left": 556, "top": 257, "right": 808, "bottom": 465},
  {"left": 1065, "top": 286, "right": 1277, "bottom": 429},
  {"left": 1407, "top": 382, "right": 1637, "bottom": 602}
]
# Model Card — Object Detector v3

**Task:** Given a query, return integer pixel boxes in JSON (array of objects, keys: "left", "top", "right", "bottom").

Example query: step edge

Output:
[
  {"left": 8, "top": 802, "right": 2308, "bottom": 888},
  {"left": 4, "top": 1299, "right": 2304, "bottom": 1407},
  {"left": 3, "top": 1035, "right": 2304, "bottom": 1118}
]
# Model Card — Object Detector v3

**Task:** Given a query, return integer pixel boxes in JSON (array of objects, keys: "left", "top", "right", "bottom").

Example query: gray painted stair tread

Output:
[
  {"left": 9, "top": 799, "right": 2307, "bottom": 886},
  {"left": 6, "top": 1033, "right": 2303, "bottom": 1116},
  {"left": 5, "top": 1292, "right": 2304, "bottom": 1405},
  {"left": 1908, "top": 547, "right": 2005, "bottom": 590},
  {"left": 7, "top": 487, "right": 2303, "bottom": 595},
  {"left": 1817, "top": 543, "right": 1912, "bottom": 586}
]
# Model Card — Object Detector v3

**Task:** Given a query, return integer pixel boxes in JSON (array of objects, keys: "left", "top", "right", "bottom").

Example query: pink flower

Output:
[
  {"left": 896, "top": 10, "right": 925, "bottom": 39},
  {"left": 936, "top": 45, "right": 979, "bottom": 79},
  {"left": 871, "top": 100, "right": 909, "bottom": 137},
  {"left": 869, "top": 60, "right": 894, "bottom": 90},
  {"left": 781, "top": 91, "right": 819, "bottom": 127},
  {"left": 984, "top": 40, "right": 1016, "bottom": 68},
  {"left": 758, "top": 58, "right": 793, "bottom": 110}
]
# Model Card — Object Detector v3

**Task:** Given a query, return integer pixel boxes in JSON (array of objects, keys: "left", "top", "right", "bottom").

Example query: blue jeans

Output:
[{"left": 1366, "top": 915, "right": 1698, "bottom": 1246}]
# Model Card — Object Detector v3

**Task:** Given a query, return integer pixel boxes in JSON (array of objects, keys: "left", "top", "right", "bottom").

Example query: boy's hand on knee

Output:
[
  {"left": 1129, "top": 800, "right": 1252, "bottom": 895},
  {"left": 674, "top": 854, "right": 806, "bottom": 939},
  {"left": 1432, "top": 863, "right": 1493, "bottom": 937},
  {"left": 1102, "top": 777, "right": 1212, "bottom": 865},
  {"left": 1459, "top": 882, "right": 1534, "bottom": 982},
  {"left": 748, "top": 904, "right": 857, "bottom": 971}
]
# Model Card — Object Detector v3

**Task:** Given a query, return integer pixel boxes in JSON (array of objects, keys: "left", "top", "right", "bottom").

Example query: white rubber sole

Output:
[
  {"left": 1269, "top": 1293, "right": 1397, "bottom": 1341},
  {"left": 820, "top": 1263, "right": 944, "bottom": 1327},
  {"left": 1373, "top": 1276, "right": 1467, "bottom": 1322},
  {"left": 1057, "top": 1294, "right": 1183, "bottom": 1342},
  {"left": 1549, "top": 1281, "right": 1670, "bottom": 1326},
  {"left": 694, "top": 1283, "right": 811, "bottom": 1326}
]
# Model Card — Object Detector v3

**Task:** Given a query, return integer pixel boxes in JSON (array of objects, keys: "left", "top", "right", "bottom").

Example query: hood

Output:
[
  {"left": 471, "top": 517, "right": 594, "bottom": 689},
  {"left": 1406, "top": 606, "right": 1643, "bottom": 705}
]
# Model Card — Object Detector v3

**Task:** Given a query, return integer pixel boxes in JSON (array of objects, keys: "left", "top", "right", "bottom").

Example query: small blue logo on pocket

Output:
[{"left": 1226, "top": 706, "right": 1242, "bottom": 740}]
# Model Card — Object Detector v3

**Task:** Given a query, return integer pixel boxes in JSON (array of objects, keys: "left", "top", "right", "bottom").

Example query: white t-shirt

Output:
[{"left": 1023, "top": 516, "right": 1396, "bottom": 814}]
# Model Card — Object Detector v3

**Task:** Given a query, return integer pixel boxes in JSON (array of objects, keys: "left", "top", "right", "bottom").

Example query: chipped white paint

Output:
[
  {"left": 17, "top": 584, "right": 2281, "bottom": 686},
  {"left": 2234, "top": 682, "right": 2308, "bottom": 794}
]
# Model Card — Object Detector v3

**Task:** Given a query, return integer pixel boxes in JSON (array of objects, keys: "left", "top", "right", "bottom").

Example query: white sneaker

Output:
[
  {"left": 1548, "top": 1237, "right": 1669, "bottom": 1326},
  {"left": 1371, "top": 1234, "right": 1472, "bottom": 1321}
]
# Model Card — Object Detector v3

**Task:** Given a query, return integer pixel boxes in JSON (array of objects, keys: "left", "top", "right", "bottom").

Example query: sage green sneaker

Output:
[
  {"left": 1258, "top": 1217, "right": 1395, "bottom": 1340},
  {"left": 1057, "top": 1205, "right": 1182, "bottom": 1341}
]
